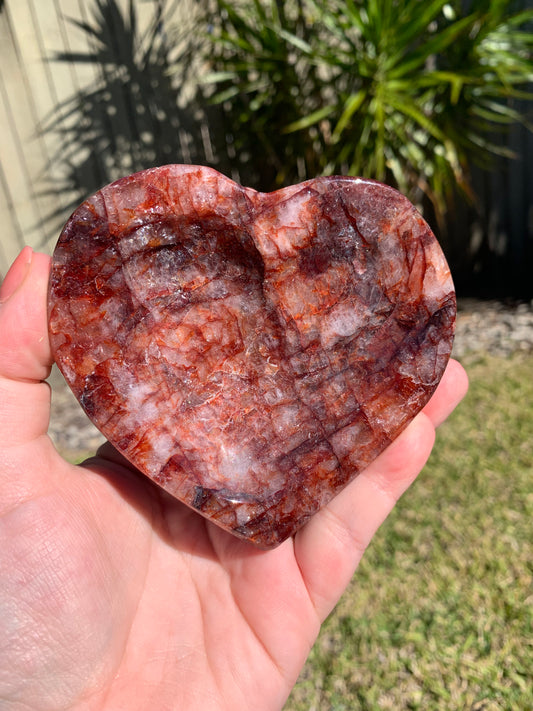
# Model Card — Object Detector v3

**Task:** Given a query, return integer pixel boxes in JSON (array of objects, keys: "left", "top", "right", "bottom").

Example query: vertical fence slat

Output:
[{"left": 0, "top": 2, "right": 51, "bottom": 266}]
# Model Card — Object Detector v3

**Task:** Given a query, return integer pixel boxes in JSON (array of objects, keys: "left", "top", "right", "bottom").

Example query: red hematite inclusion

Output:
[{"left": 48, "top": 165, "right": 456, "bottom": 547}]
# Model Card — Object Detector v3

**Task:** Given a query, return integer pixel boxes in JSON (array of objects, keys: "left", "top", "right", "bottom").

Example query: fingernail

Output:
[{"left": 0, "top": 246, "right": 34, "bottom": 304}]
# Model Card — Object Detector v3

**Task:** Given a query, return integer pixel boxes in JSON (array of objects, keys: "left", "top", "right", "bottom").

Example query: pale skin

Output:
[{"left": 0, "top": 247, "right": 468, "bottom": 711}]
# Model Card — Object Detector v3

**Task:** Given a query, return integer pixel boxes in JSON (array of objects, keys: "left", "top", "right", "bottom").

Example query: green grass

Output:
[{"left": 286, "top": 352, "right": 533, "bottom": 711}]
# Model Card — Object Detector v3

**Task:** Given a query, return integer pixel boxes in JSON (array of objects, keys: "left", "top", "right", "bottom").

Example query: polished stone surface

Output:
[{"left": 48, "top": 165, "right": 456, "bottom": 547}]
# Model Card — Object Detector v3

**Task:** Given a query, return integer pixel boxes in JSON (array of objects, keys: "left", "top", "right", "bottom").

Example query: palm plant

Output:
[{"left": 199, "top": 0, "right": 533, "bottom": 219}]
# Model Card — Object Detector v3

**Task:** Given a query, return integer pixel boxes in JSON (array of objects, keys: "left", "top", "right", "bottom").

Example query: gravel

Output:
[
  {"left": 452, "top": 298, "right": 533, "bottom": 359},
  {"left": 47, "top": 298, "right": 533, "bottom": 460},
  {"left": 48, "top": 366, "right": 107, "bottom": 458}
]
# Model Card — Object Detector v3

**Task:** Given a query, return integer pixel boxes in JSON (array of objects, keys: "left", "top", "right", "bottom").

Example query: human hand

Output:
[{"left": 0, "top": 248, "right": 468, "bottom": 711}]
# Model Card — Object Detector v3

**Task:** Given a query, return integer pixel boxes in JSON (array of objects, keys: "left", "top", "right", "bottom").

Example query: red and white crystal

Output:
[{"left": 48, "top": 165, "right": 455, "bottom": 547}]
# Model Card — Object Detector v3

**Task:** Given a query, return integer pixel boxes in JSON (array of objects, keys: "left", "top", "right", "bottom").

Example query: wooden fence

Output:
[{"left": 1, "top": 0, "right": 532, "bottom": 294}]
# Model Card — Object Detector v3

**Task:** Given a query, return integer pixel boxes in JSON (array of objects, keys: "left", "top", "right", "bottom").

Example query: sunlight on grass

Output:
[{"left": 287, "top": 352, "right": 533, "bottom": 710}]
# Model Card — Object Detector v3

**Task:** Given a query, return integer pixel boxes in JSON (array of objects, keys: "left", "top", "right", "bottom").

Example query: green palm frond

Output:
[{"left": 199, "top": 0, "right": 533, "bottom": 217}]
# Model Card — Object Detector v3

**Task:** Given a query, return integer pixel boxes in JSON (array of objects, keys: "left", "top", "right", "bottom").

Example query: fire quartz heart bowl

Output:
[{"left": 48, "top": 164, "right": 456, "bottom": 548}]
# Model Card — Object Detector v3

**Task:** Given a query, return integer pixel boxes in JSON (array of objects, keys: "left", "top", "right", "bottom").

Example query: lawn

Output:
[{"left": 286, "top": 352, "right": 533, "bottom": 710}]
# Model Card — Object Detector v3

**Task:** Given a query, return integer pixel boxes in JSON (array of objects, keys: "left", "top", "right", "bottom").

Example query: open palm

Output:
[{"left": 0, "top": 249, "right": 468, "bottom": 711}]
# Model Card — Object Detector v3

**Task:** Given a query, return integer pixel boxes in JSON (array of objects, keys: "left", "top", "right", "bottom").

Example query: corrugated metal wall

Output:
[
  {"left": 445, "top": 113, "right": 533, "bottom": 295},
  {"left": 1, "top": 0, "right": 532, "bottom": 293},
  {"left": 0, "top": 0, "right": 217, "bottom": 278}
]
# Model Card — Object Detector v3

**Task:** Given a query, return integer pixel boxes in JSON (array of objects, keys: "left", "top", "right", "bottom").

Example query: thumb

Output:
[{"left": 0, "top": 247, "right": 53, "bottom": 445}]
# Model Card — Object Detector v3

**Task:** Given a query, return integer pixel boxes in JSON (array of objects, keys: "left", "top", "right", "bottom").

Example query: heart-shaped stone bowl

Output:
[{"left": 48, "top": 165, "right": 455, "bottom": 548}]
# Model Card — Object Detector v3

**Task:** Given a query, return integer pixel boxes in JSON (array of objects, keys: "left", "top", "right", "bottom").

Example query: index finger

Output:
[{"left": 422, "top": 358, "right": 468, "bottom": 428}]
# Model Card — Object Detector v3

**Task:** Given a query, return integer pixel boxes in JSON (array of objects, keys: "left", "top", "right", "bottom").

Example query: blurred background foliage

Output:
[
  {"left": 200, "top": 0, "right": 533, "bottom": 221},
  {"left": 44, "top": 0, "right": 533, "bottom": 294}
]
